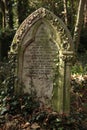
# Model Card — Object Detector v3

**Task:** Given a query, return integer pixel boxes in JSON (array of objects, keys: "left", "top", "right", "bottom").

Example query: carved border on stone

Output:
[
  {"left": 10, "top": 7, "right": 74, "bottom": 54},
  {"left": 62, "top": 51, "right": 76, "bottom": 63}
]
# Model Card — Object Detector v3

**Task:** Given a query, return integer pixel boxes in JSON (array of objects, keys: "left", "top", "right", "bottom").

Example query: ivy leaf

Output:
[{"left": 1, "top": 107, "right": 8, "bottom": 115}]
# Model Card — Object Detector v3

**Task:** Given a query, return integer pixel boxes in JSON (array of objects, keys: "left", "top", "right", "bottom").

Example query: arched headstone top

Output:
[{"left": 10, "top": 7, "right": 74, "bottom": 54}]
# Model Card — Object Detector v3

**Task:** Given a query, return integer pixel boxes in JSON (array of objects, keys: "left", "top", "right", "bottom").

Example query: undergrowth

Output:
[{"left": 0, "top": 60, "right": 87, "bottom": 130}]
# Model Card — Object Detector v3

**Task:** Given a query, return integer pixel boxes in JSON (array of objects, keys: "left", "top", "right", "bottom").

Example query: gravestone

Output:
[{"left": 10, "top": 8, "right": 75, "bottom": 114}]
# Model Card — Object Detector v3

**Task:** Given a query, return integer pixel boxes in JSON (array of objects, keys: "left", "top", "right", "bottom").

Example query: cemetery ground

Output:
[{"left": 0, "top": 63, "right": 87, "bottom": 130}]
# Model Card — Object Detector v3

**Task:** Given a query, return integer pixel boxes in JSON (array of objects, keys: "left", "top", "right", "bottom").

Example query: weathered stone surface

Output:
[
  {"left": 21, "top": 22, "right": 58, "bottom": 102},
  {"left": 10, "top": 8, "right": 75, "bottom": 114}
]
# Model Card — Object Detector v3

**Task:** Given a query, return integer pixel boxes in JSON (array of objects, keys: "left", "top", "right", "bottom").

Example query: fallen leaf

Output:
[{"left": 31, "top": 123, "right": 40, "bottom": 129}]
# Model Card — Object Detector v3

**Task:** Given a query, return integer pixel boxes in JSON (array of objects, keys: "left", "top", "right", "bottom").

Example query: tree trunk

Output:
[
  {"left": 63, "top": 0, "right": 68, "bottom": 25},
  {"left": 0, "top": 42, "right": 1, "bottom": 61},
  {"left": 84, "top": 1, "right": 87, "bottom": 27},
  {"left": 73, "top": 0, "right": 86, "bottom": 52},
  {"left": 69, "top": 0, "right": 75, "bottom": 33},
  {"left": 7, "top": 0, "right": 14, "bottom": 28},
  {"left": 0, "top": 0, "right": 6, "bottom": 28}
]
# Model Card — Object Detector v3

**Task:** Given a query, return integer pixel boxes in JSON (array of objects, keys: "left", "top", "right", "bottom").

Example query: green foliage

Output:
[
  {"left": 71, "top": 62, "right": 87, "bottom": 75},
  {"left": 0, "top": 56, "right": 15, "bottom": 85},
  {"left": 0, "top": 93, "right": 39, "bottom": 116}
]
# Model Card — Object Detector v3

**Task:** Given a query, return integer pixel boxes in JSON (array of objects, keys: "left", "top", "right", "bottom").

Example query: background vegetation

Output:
[{"left": 0, "top": 0, "right": 87, "bottom": 60}]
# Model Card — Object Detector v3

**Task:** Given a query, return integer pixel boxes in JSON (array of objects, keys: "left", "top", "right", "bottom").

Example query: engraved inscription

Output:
[
  {"left": 23, "top": 41, "right": 56, "bottom": 77},
  {"left": 22, "top": 23, "right": 58, "bottom": 101}
]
